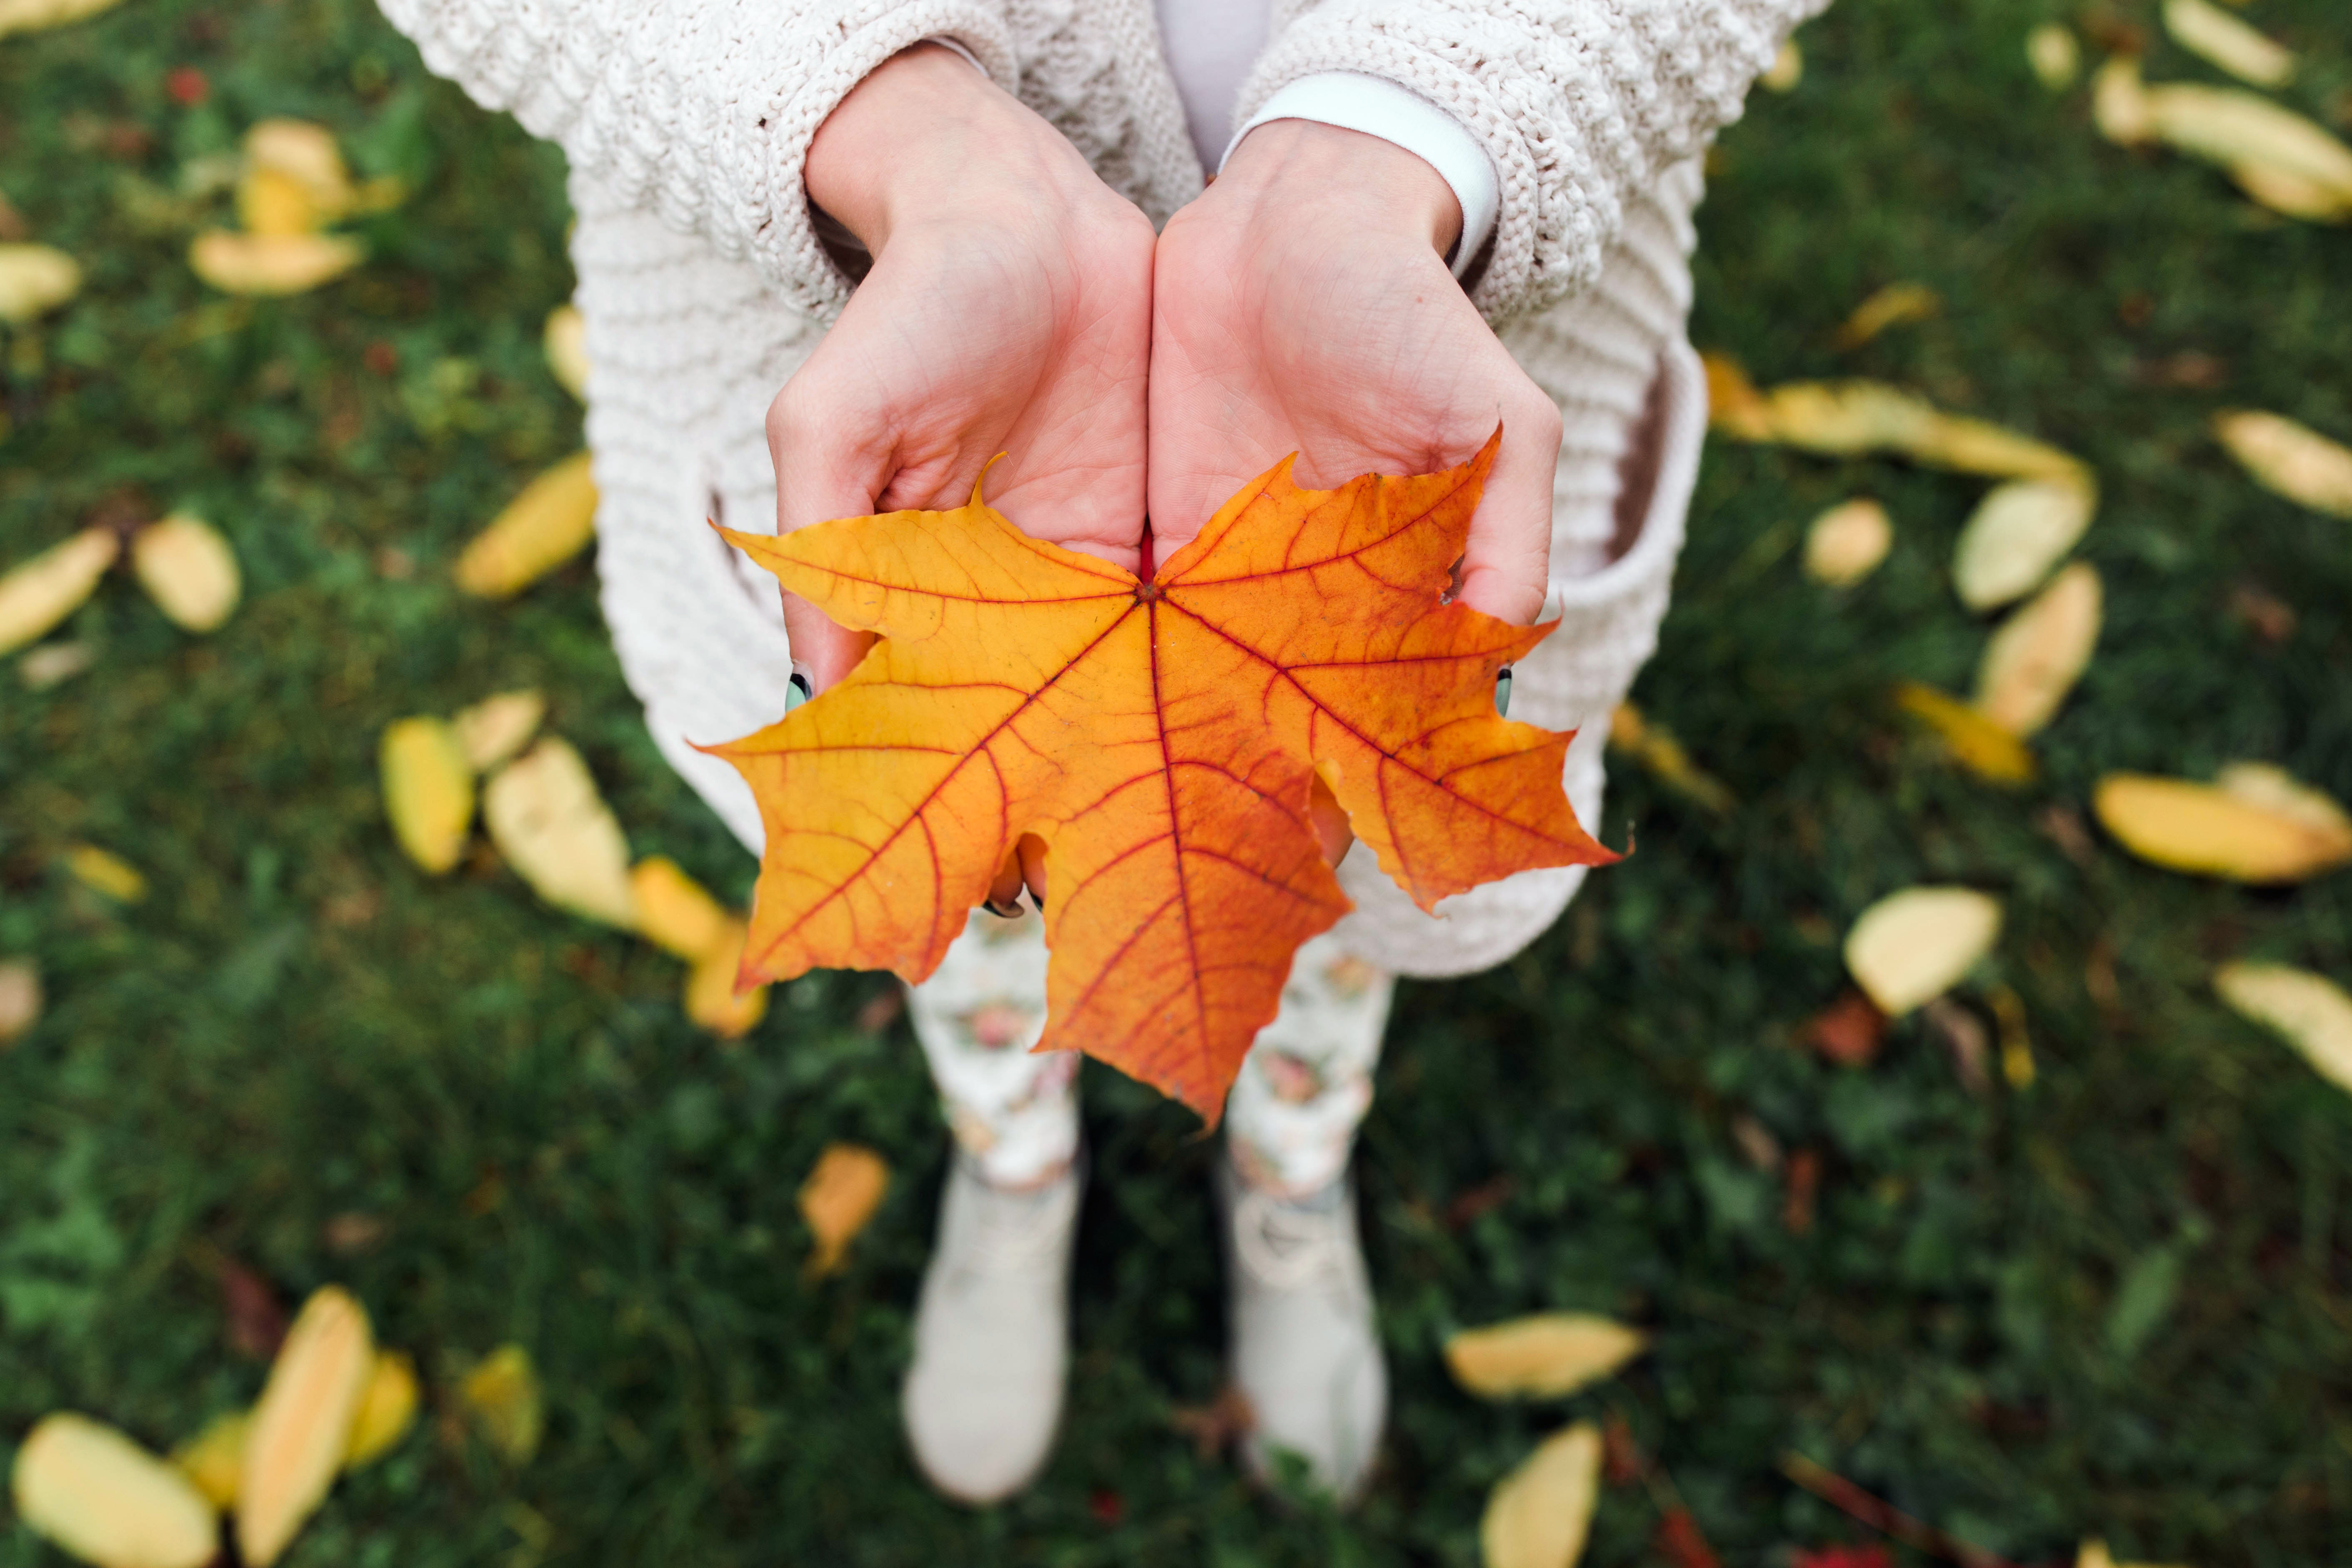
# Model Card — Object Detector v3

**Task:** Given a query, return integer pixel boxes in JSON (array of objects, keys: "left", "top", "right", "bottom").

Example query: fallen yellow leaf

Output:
[
  {"left": 343, "top": 1350, "right": 419, "bottom": 1469},
  {"left": 2094, "top": 771, "right": 2352, "bottom": 882},
  {"left": 451, "top": 688, "right": 546, "bottom": 773},
  {"left": 2214, "top": 410, "right": 2352, "bottom": 518},
  {"left": 1952, "top": 474, "right": 2097, "bottom": 610},
  {"left": 0, "top": 0, "right": 124, "bottom": 36},
  {"left": 685, "top": 920, "right": 769, "bottom": 1039},
  {"left": 235, "top": 165, "right": 328, "bottom": 238},
  {"left": 65, "top": 843, "right": 146, "bottom": 903},
  {"left": 243, "top": 119, "right": 352, "bottom": 213},
  {"left": 453, "top": 451, "right": 598, "bottom": 598},
  {"left": 1761, "top": 38, "right": 1802, "bottom": 92},
  {"left": 0, "top": 242, "right": 81, "bottom": 324},
  {"left": 2027, "top": 23, "right": 2080, "bottom": 90},
  {"left": 1708, "top": 370, "right": 2087, "bottom": 482},
  {"left": 1973, "top": 562, "right": 2101, "bottom": 736},
  {"left": 238, "top": 1285, "right": 375, "bottom": 1567},
  {"left": 459, "top": 1345, "right": 544, "bottom": 1464},
  {"left": 799, "top": 1143, "right": 890, "bottom": 1277},
  {"left": 0, "top": 956, "right": 40, "bottom": 1044},
  {"left": 2093, "top": 55, "right": 2155, "bottom": 145},
  {"left": 544, "top": 305, "right": 588, "bottom": 400},
  {"left": 2076, "top": 1537, "right": 2194, "bottom": 1568},
  {"left": 188, "top": 230, "right": 363, "bottom": 295},
  {"left": 2215, "top": 962, "right": 2352, "bottom": 1095},
  {"left": 629, "top": 856, "right": 736, "bottom": 962},
  {"left": 2214, "top": 761, "right": 2352, "bottom": 841},
  {"left": 1444, "top": 1314, "right": 1648, "bottom": 1399},
  {"left": 2101, "top": 56, "right": 2352, "bottom": 220},
  {"left": 0, "top": 527, "right": 116, "bottom": 656},
  {"left": 131, "top": 513, "right": 240, "bottom": 633},
  {"left": 1608, "top": 701, "right": 1736, "bottom": 815},
  {"left": 11, "top": 1413, "right": 218, "bottom": 1568},
  {"left": 1844, "top": 886, "right": 2004, "bottom": 1017},
  {"left": 380, "top": 717, "right": 476, "bottom": 875},
  {"left": 1701, "top": 352, "right": 1775, "bottom": 441},
  {"left": 2163, "top": 0, "right": 2293, "bottom": 89},
  {"left": 482, "top": 738, "right": 637, "bottom": 928},
  {"left": 1835, "top": 283, "right": 1939, "bottom": 349},
  {"left": 1894, "top": 682, "right": 2038, "bottom": 785},
  {"left": 1802, "top": 498, "right": 1893, "bottom": 586},
  {"left": 170, "top": 1409, "right": 249, "bottom": 1509},
  {"left": 1480, "top": 1422, "right": 1603, "bottom": 1568}
]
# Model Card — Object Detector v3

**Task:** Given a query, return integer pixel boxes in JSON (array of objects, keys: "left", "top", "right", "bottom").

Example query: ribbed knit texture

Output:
[{"left": 374, "top": 0, "right": 1789, "bottom": 974}]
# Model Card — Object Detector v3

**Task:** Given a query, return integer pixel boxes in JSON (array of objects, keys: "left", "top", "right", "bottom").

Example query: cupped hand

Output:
[
  {"left": 772, "top": 43, "right": 1156, "bottom": 694},
  {"left": 1148, "top": 120, "right": 1564, "bottom": 861}
]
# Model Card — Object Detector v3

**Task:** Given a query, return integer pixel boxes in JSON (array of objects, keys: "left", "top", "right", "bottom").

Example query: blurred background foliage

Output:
[{"left": 2, "top": 0, "right": 2349, "bottom": 1561}]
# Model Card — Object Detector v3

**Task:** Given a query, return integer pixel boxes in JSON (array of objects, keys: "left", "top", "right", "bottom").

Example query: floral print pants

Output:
[{"left": 904, "top": 909, "right": 1395, "bottom": 1195}]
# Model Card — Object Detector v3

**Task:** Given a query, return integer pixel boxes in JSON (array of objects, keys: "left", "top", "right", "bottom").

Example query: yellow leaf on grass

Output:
[
  {"left": 452, "top": 688, "right": 545, "bottom": 773},
  {"left": 131, "top": 513, "right": 240, "bottom": 633},
  {"left": 1844, "top": 886, "right": 2004, "bottom": 1017},
  {"left": 544, "top": 305, "right": 588, "bottom": 400},
  {"left": 2214, "top": 410, "right": 2352, "bottom": 518},
  {"left": 482, "top": 738, "right": 637, "bottom": 928},
  {"left": 685, "top": 920, "right": 769, "bottom": 1039},
  {"left": 1608, "top": 702, "right": 1736, "bottom": 815},
  {"left": 1952, "top": 474, "right": 2097, "bottom": 610},
  {"left": 243, "top": 120, "right": 352, "bottom": 213},
  {"left": 171, "top": 1409, "right": 250, "bottom": 1509},
  {"left": 189, "top": 230, "right": 363, "bottom": 295},
  {"left": 1894, "top": 682, "right": 2038, "bottom": 785},
  {"left": 238, "top": 1286, "right": 375, "bottom": 1567},
  {"left": 2109, "top": 68, "right": 2352, "bottom": 220},
  {"left": 2093, "top": 56, "right": 2155, "bottom": 145},
  {"left": 2214, "top": 962, "right": 2352, "bottom": 1095},
  {"left": 65, "top": 843, "right": 146, "bottom": 903},
  {"left": 0, "top": 956, "right": 41, "bottom": 1044},
  {"left": 1835, "top": 283, "right": 1940, "bottom": 349},
  {"left": 1974, "top": 562, "right": 2101, "bottom": 736},
  {"left": 1761, "top": 38, "right": 1802, "bottom": 92},
  {"left": 2094, "top": 771, "right": 2352, "bottom": 882},
  {"left": 1709, "top": 370, "right": 2087, "bottom": 482},
  {"left": 0, "top": 527, "right": 117, "bottom": 656},
  {"left": 1802, "top": 498, "right": 1893, "bottom": 586},
  {"left": 236, "top": 166, "right": 328, "bottom": 238},
  {"left": 2163, "top": 0, "right": 2293, "bottom": 89},
  {"left": 2213, "top": 762, "right": 2352, "bottom": 841},
  {"left": 630, "top": 857, "right": 734, "bottom": 962},
  {"left": 800, "top": 1143, "right": 889, "bottom": 1277},
  {"left": 12, "top": 1413, "right": 218, "bottom": 1568},
  {"left": 0, "top": 243, "right": 81, "bottom": 324},
  {"left": 2027, "top": 24, "right": 2081, "bottom": 90},
  {"left": 1445, "top": 1315, "right": 1649, "bottom": 1399},
  {"left": 2077, "top": 1539, "right": 2193, "bottom": 1568},
  {"left": 1701, "top": 353, "right": 1775, "bottom": 440},
  {"left": 0, "top": 0, "right": 122, "bottom": 35},
  {"left": 380, "top": 717, "right": 476, "bottom": 875},
  {"left": 453, "top": 452, "right": 598, "bottom": 598},
  {"left": 460, "top": 1345, "right": 543, "bottom": 1463},
  {"left": 1481, "top": 1422, "right": 1603, "bottom": 1568},
  {"left": 343, "top": 1351, "right": 419, "bottom": 1469}
]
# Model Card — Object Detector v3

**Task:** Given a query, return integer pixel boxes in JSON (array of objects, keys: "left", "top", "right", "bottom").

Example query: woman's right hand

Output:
[{"left": 772, "top": 43, "right": 1156, "bottom": 693}]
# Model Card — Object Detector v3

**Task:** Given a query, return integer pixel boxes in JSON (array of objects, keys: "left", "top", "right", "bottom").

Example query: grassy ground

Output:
[{"left": 4, "top": 0, "right": 2349, "bottom": 1562}]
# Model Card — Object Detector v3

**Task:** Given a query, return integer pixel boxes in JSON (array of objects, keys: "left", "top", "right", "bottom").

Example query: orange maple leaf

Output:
[{"left": 712, "top": 432, "right": 1614, "bottom": 1120}]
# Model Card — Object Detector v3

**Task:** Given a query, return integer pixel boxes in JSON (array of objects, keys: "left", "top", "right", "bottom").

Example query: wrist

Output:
[
  {"left": 808, "top": 44, "right": 1085, "bottom": 253},
  {"left": 1214, "top": 119, "right": 1462, "bottom": 258}
]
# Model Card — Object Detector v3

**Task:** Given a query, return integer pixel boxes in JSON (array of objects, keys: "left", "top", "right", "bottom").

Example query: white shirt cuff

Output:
[{"left": 1223, "top": 72, "right": 1501, "bottom": 281}]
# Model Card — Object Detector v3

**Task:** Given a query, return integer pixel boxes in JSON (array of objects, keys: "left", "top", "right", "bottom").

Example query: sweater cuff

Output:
[{"left": 1222, "top": 72, "right": 1500, "bottom": 281}]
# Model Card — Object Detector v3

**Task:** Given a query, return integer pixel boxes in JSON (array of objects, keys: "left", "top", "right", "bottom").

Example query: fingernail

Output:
[
  {"left": 1495, "top": 666, "right": 1514, "bottom": 718},
  {"left": 786, "top": 672, "right": 813, "bottom": 713},
  {"left": 984, "top": 898, "right": 1023, "bottom": 919},
  {"left": 1031, "top": 889, "right": 1046, "bottom": 913}
]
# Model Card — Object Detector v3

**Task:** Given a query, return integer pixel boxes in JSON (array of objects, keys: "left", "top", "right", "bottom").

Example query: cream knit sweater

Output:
[{"left": 378, "top": 0, "right": 1821, "bottom": 977}]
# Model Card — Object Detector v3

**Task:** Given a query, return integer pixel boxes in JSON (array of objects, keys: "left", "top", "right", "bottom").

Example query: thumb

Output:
[{"left": 1454, "top": 406, "right": 1559, "bottom": 628}]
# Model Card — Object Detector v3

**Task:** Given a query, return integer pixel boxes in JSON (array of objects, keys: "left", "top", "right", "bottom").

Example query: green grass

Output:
[{"left": 4, "top": 0, "right": 2349, "bottom": 1562}]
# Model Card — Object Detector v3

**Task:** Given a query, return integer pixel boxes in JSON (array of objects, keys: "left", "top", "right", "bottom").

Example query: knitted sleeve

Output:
[
  {"left": 1235, "top": 0, "right": 1827, "bottom": 323},
  {"left": 374, "top": 0, "right": 1019, "bottom": 319}
]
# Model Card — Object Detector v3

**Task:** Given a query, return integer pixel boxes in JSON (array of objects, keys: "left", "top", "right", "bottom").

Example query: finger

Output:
[
  {"left": 983, "top": 843, "right": 1025, "bottom": 917},
  {"left": 1454, "top": 398, "right": 1561, "bottom": 628},
  {"left": 1017, "top": 833, "right": 1048, "bottom": 910},
  {"left": 1309, "top": 774, "right": 1354, "bottom": 867},
  {"left": 779, "top": 594, "right": 877, "bottom": 690},
  {"left": 768, "top": 375, "right": 893, "bottom": 691}
]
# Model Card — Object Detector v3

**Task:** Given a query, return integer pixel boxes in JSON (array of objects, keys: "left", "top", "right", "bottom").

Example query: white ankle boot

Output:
[
  {"left": 1218, "top": 1153, "right": 1388, "bottom": 1503},
  {"left": 901, "top": 1155, "right": 1081, "bottom": 1503}
]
